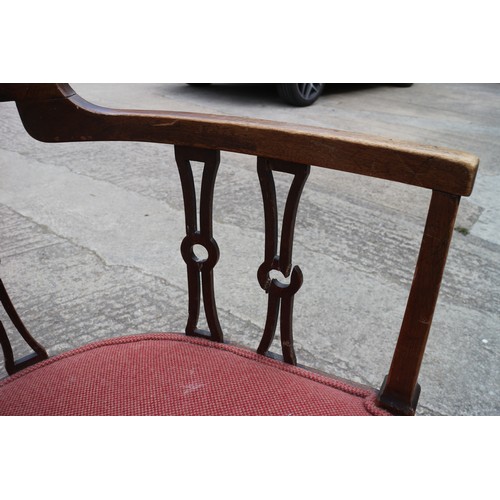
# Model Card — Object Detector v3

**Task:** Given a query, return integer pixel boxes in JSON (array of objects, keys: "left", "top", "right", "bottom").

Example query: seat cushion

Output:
[{"left": 0, "top": 333, "right": 390, "bottom": 416}]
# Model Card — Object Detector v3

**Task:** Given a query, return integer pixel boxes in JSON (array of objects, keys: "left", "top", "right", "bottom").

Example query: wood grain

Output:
[
  {"left": 377, "top": 190, "right": 461, "bottom": 415},
  {"left": 1, "top": 83, "right": 479, "bottom": 196}
]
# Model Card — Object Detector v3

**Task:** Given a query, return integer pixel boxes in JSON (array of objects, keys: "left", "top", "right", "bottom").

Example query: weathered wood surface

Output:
[
  {"left": 377, "top": 190, "right": 461, "bottom": 414},
  {"left": 1, "top": 83, "right": 479, "bottom": 196}
]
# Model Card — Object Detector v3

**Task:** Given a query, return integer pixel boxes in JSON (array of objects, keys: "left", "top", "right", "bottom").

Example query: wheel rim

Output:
[{"left": 297, "top": 83, "right": 323, "bottom": 100}]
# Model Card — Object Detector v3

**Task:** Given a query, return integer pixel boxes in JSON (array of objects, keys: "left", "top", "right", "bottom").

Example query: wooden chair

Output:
[{"left": 0, "top": 83, "right": 479, "bottom": 416}]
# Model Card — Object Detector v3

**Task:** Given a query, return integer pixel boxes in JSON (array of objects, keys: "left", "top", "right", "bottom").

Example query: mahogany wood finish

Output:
[
  {"left": 256, "top": 158, "right": 310, "bottom": 365},
  {"left": 0, "top": 279, "right": 48, "bottom": 375},
  {"left": 3, "top": 84, "right": 477, "bottom": 196},
  {"left": 0, "top": 83, "right": 480, "bottom": 415},
  {"left": 174, "top": 146, "right": 224, "bottom": 342},
  {"left": 378, "top": 191, "right": 461, "bottom": 415}
]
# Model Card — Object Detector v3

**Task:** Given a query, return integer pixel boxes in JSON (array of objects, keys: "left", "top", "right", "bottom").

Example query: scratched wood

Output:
[{"left": 0, "top": 83, "right": 478, "bottom": 196}]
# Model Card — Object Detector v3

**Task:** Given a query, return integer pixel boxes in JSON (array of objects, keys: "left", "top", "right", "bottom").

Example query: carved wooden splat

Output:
[
  {"left": 256, "top": 157, "right": 310, "bottom": 365},
  {"left": 174, "top": 146, "right": 224, "bottom": 342},
  {"left": 0, "top": 279, "right": 48, "bottom": 375}
]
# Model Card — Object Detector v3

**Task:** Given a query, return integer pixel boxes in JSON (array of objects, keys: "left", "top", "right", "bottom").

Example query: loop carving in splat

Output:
[
  {"left": 175, "top": 146, "right": 224, "bottom": 342},
  {"left": 256, "top": 157, "right": 310, "bottom": 365},
  {"left": 0, "top": 278, "right": 48, "bottom": 375}
]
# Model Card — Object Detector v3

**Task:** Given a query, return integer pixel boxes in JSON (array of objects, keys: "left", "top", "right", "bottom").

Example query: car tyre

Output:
[{"left": 276, "top": 83, "right": 325, "bottom": 106}]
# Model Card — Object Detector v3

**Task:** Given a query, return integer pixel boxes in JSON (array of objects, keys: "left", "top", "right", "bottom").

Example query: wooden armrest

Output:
[{"left": 3, "top": 83, "right": 478, "bottom": 196}]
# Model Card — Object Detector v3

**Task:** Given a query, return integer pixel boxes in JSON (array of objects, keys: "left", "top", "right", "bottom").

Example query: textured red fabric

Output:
[{"left": 0, "top": 333, "right": 390, "bottom": 416}]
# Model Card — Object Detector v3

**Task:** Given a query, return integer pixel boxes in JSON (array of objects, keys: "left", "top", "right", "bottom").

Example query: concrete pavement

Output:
[{"left": 0, "top": 83, "right": 498, "bottom": 415}]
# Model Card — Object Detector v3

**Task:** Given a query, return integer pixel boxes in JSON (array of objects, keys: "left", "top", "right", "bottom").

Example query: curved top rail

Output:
[{"left": 2, "top": 83, "right": 479, "bottom": 196}]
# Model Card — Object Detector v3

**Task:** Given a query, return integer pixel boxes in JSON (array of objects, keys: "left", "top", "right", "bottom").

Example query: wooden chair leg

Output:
[{"left": 377, "top": 190, "right": 460, "bottom": 415}]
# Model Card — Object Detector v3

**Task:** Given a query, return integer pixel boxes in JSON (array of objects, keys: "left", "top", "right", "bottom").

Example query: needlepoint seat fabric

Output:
[{"left": 0, "top": 333, "right": 390, "bottom": 416}]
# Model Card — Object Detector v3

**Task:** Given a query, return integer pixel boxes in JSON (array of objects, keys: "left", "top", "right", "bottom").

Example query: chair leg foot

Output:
[{"left": 376, "top": 376, "right": 421, "bottom": 416}]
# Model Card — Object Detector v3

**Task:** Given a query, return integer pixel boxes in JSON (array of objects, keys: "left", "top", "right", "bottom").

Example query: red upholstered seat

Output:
[{"left": 0, "top": 333, "right": 390, "bottom": 416}]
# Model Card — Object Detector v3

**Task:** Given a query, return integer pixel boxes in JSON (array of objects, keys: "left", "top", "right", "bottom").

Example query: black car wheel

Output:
[{"left": 276, "top": 83, "right": 325, "bottom": 106}]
